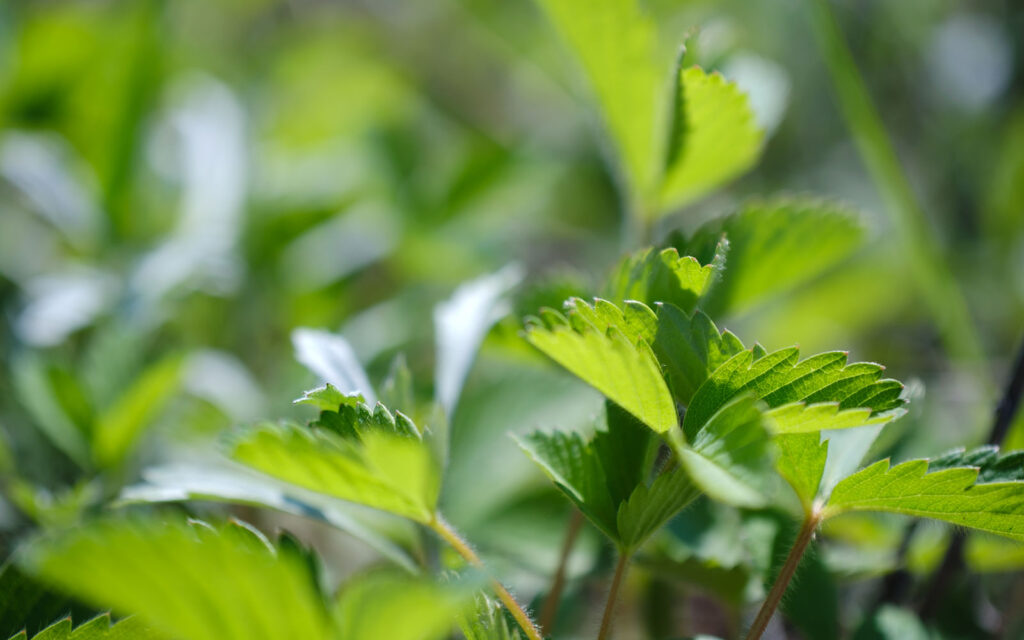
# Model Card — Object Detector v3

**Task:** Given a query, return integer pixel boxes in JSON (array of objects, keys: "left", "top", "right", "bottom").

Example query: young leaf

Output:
[
  {"left": 7, "top": 615, "right": 161, "bottom": 640},
  {"left": 524, "top": 300, "right": 675, "bottom": 433},
  {"left": 22, "top": 518, "right": 332, "bottom": 640},
  {"left": 652, "top": 304, "right": 745, "bottom": 405},
  {"left": 774, "top": 433, "right": 829, "bottom": 512},
  {"left": 825, "top": 448, "right": 1024, "bottom": 540},
  {"left": 660, "top": 66, "right": 763, "bottom": 212},
  {"left": 534, "top": 0, "right": 663, "bottom": 201},
  {"left": 681, "top": 197, "right": 866, "bottom": 316},
  {"left": 615, "top": 466, "right": 702, "bottom": 549},
  {"left": 607, "top": 247, "right": 714, "bottom": 315}
]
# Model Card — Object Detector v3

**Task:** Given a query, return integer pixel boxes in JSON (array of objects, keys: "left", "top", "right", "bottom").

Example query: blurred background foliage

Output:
[{"left": 0, "top": 0, "right": 1022, "bottom": 638}]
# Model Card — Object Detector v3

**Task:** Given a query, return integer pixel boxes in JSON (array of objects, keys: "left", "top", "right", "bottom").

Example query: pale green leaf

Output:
[
  {"left": 660, "top": 66, "right": 762, "bottom": 212},
  {"left": 8, "top": 615, "right": 161, "bottom": 640},
  {"left": 93, "top": 356, "right": 182, "bottom": 468},
  {"left": 10, "top": 355, "right": 90, "bottom": 467},
  {"left": 535, "top": 0, "right": 663, "bottom": 199},
  {"left": 23, "top": 518, "right": 332, "bottom": 640},
  {"left": 524, "top": 300, "right": 676, "bottom": 433},
  {"left": 685, "top": 197, "right": 866, "bottom": 315},
  {"left": 333, "top": 571, "right": 472, "bottom": 640},
  {"left": 293, "top": 384, "right": 363, "bottom": 412},
  {"left": 825, "top": 448, "right": 1024, "bottom": 541},
  {"left": 607, "top": 247, "right": 714, "bottom": 315},
  {"left": 457, "top": 594, "right": 525, "bottom": 640}
]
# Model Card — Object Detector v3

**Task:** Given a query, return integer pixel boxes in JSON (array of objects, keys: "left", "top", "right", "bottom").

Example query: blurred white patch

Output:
[
  {"left": 722, "top": 53, "right": 791, "bottom": 135},
  {"left": 184, "top": 350, "right": 265, "bottom": 421},
  {"left": 927, "top": 13, "right": 1012, "bottom": 112},
  {"left": 0, "top": 131, "right": 101, "bottom": 248},
  {"left": 292, "top": 328, "right": 376, "bottom": 403},
  {"left": 15, "top": 268, "right": 118, "bottom": 347},
  {"left": 434, "top": 264, "right": 523, "bottom": 415},
  {"left": 280, "top": 200, "right": 398, "bottom": 291},
  {"left": 343, "top": 297, "right": 415, "bottom": 363},
  {"left": 134, "top": 74, "right": 246, "bottom": 303}
]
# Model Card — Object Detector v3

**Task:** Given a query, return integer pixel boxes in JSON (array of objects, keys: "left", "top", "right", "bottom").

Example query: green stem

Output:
[
  {"left": 538, "top": 509, "right": 584, "bottom": 634},
  {"left": 805, "top": 0, "right": 988, "bottom": 378},
  {"left": 598, "top": 552, "right": 631, "bottom": 640},
  {"left": 744, "top": 513, "right": 820, "bottom": 640},
  {"left": 430, "top": 514, "right": 544, "bottom": 640}
]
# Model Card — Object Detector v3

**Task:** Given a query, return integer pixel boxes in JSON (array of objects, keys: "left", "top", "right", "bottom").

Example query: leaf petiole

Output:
[{"left": 598, "top": 552, "right": 631, "bottom": 640}]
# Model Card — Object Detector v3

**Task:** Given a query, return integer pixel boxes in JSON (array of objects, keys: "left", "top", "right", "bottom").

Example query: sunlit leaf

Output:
[
  {"left": 333, "top": 571, "right": 473, "bottom": 640},
  {"left": 8, "top": 615, "right": 161, "bottom": 640},
  {"left": 607, "top": 248, "right": 714, "bottom": 315}
]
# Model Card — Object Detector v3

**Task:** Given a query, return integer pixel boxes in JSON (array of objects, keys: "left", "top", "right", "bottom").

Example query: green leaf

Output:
[
  {"left": 92, "top": 356, "right": 182, "bottom": 468},
  {"left": 682, "top": 197, "right": 866, "bottom": 315},
  {"left": 775, "top": 433, "right": 829, "bottom": 512},
  {"left": 23, "top": 518, "right": 332, "bottom": 640},
  {"left": 607, "top": 248, "right": 714, "bottom": 315},
  {"left": 7, "top": 615, "right": 161, "bottom": 640},
  {"left": 652, "top": 304, "right": 745, "bottom": 405},
  {"left": 516, "top": 401, "right": 693, "bottom": 550},
  {"left": 10, "top": 355, "right": 90, "bottom": 467},
  {"left": 660, "top": 66, "right": 763, "bottom": 212},
  {"left": 825, "top": 448, "right": 1024, "bottom": 540},
  {"left": 682, "top": 348, "right": 906, "bottom": 441},
  {"left": 457, "top": 594, "right": 525, "bottom": 640},
  {"left": 0, "top": 562, "right": 77, "bottom": 640},
  {"left": 293, "top": 383, "right": 364, "bottom": 412},
  {"left": 535, "top": 0, "right": 663, "bottom": 201},
  {"left": 524, "top": 300, "right": 676, "bottom": 433},
  {"left": 231, "top": 395, "right": 440, "bottom": 523},
  {"left": 333, "top": 571, "right": 472, "bottom": 640},
  {"left": 675, "top": 395, "right": 773, "bottom": 508}
]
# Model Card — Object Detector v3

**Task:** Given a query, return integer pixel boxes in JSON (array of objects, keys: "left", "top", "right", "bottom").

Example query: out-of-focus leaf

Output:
[
  {"left": 660, "top": 66, "right": 762, "bottom": 212},
  {"left": 435, "top": 265, "right": 522, "bottom": 417},
  {"left": 457, "top": 594, "right": 525, "bottom": 640},
  {"left": 825, "top": 448, "right": 1024, "bottom": 540},
  {"left": 231, "top": 396, "right": 440, "bottom": 523},
  {"left": 0, "top": 563, "right": 80, "bottom": 640},
  {"left": 524, "top": 300, "right": 675, "bottom": 433},
  {"left": 851, "top": 605, "right": 932, "bottom": 640},
  {"left": 23, "top": 518, "right": 332, "bottom": 640},
  {"left": 292, "top": 328, "right": 376, "bottom": 404},
  {"left": 11, "top": 355, "right": 90, "bottom": 467},
  {"left": 333, "top": 571, "right": 473, "bottom": 640},
  {"left": 534, "top": 0, "right": 662, "bottom": 201},
  {"left": 683, "top": 198, "right": 865, "bottom": 315},
  {"left": 92, "top": 356, "right": 182, "bottom": 468},
  {"left": 607, "top": 248, "right": 714, "bottom": 315},
  {"left": 7, "top": 614, "right": 161, "bottom": 640}
]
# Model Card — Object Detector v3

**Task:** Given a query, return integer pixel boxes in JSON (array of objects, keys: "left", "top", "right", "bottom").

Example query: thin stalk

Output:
[
  {"left": 538, "top": 509, "right": 585, "bottom": 634},
  {"left": 805, "top": 0, "right": 988, "bottom": 376},
  {"left": 745, "top": 513, "right": 821, "bottom": 640},
  {"left": 598, "top": 552, "right": 631, "bottom": 640},
  {"left": 430, "top": 514, "right": 544, "bottom": 640}
]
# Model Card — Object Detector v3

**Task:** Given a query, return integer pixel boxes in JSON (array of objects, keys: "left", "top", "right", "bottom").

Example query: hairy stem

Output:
[
  {"left": 430, "top": 514, "right": 544, "bottom": 640},
  {"left": 539, "top": 509, "right": 585, "bottom": 634},
  {"left": 598, "top": 552, "right": 631, "bottom": 640},
  {"left": 745, "top": 513, "right": 821, "bottom": 640},
  {"left": 805, "top": 0, "right": 987, "bottom": 376}
]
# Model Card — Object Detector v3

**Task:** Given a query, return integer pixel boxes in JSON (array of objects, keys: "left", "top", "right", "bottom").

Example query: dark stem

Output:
[
  {"left": 744, "top": 514, "right": 821, "bottom": 640},
  {"left": 538, "top": 509, "right": 584, "bottom": 635},
  {"left": 598, "top": 552, "right": 631, "bottom": 640}
]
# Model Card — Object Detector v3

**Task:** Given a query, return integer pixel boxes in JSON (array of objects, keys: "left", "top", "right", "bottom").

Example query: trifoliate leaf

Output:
[
  {"left": 7, "top": 615, "right": 161, "bottom": 640},
  {"left": 652, "top": 304, "right": 745, "bottom": 405},
  {"left": 535, "top": 0, "right": 663, "bottom": 201},
  {"left": 607, "top": 248, "right": 714, "bottom": 315},
  {"left": 524, "top": 300, "right": 675, "bottom": 433},
  {"left": 682, "top": 348, "right": 906, "bottom": 441},
  {"left": 825, "top": 448, "right": 1024, "bottom": 540},
  {"left": 660, "top": 66, "right": 763, "bottom": 212},
  {"left": 333, "top": 571, "right": 473, "bottom": 640},
  {"left": 775, "top": 433, "right": 829, "bottom": 513},
  {"left": 681, "top": 197, "right": 866, "bottom": 316},
  {"left": 23, "top": 518, "right": 331, "bottom": 640}
]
